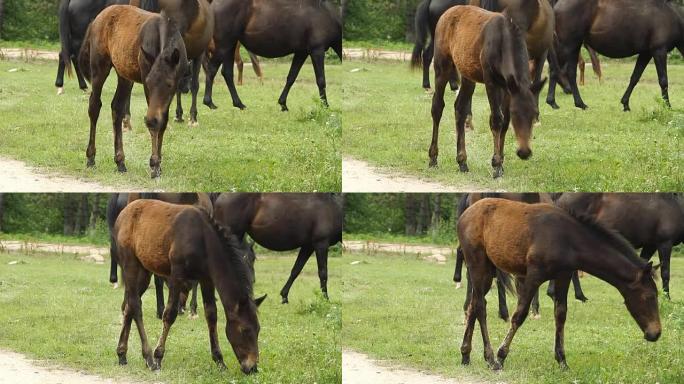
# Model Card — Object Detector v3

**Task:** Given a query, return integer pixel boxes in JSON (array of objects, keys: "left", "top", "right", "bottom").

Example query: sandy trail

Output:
[
  {"left": 343, "top": 350, "right": 490, "bottom": 384},
  {"left": 0, "top": 350, "right": 152, "bottom": 384},
  {"left": 344, "top": 240, "right": 454, "bottom": 257},
  {"left": 343, "top": 157, "right": 484, "bottom": 193},
  {"left": 0, "top": 157, "right": 118, "bottom": 192}
]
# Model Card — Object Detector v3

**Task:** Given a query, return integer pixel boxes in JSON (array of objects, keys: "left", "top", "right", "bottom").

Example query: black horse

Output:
[
  {"left": 203, "top": 0, "right": 343, "bottom": 111},
  {"left": 547, "top": 0, "right": 684, "bottom": 111},
  {"left": 56, "top": 0, "right": 159, "bottom": 96},
  {"left": 411, "top": 0, "right": 466, "bottom": 91},
  {"left": 213, "top": 193, "right": 343, "bottom": 304}
]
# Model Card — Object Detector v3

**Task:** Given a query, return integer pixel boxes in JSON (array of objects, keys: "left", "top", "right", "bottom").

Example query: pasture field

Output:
[
  {"left": 341, "top": 251, "right": 684, "bottom": 384},
  {"left": 342, "top": 59, "right": 684, "bottom": 191},
  {"left": 0, "top": 249, "right": 342, "bottom": 384},
  {"left": 0, "top": 56, "right": 342, "bottom": 191}
]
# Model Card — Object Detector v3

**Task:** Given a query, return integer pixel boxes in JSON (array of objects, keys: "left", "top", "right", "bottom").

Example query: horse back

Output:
[{"left": 435, "top": 5, "right": 497, "bottom": 83}]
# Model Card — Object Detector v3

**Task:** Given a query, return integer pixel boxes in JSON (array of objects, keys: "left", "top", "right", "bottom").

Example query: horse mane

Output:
[
  {"left": 500, "top": 16, "right": 531, "bottom": 92},
  {"left": 566, "top": 209, "right": 644, "bottom": 268},
  {"left": 206, "top": 212, "right": 255, "bottom": 298},
  {"left": 480, "top": 0, "right": 500, "bottom": 11}
]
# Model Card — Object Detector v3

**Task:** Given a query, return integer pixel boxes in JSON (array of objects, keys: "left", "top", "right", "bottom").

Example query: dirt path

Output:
[
  {"left": 344, "top": 240, "right": 454, "bottom": 257},
  {"left": 0, "top": 350, "right": 153, "bottom": 384},
  {"left": 0, "top": 240, "right": 108, "bottom": 257},
  {"left": 343, "top": 157, "right": 485, "bottom": 193},
  {"left": 343, "top": 48, "right": 410, "bottom": 62},
  {"left": 0, "top": 157, "right": 117, "bottom": 192},
  {"left": 343, "top": 350, "right": 490, "bottom": 384}
]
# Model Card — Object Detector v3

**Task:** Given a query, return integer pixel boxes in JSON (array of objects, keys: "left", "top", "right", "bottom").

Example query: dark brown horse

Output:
[
  {"left": 455, "top": 193, "right": 588, "bottom": 322},
  {"left": 114, "top": 199, "right": 265, "bottom": 374},
  {"left": 429, "top": 5, "right": 546, "bottom": 178},
  {"left": 458, "top": 198, "right": 661, "bottom": 370},
  {"left": 78, "top": 5, "right": 188, "bottom": 178},
  {"left": 203, "top": 0, "right": 343, "bottom": 111},
  {"left": 213, "top": 193, "right": 343, "bottom": 304},
  {"left": 556, "top": 193, "right": 684, "bottom": 299},
  {"left": 547, "top": 0, "right": 684, "bottom": 111}
]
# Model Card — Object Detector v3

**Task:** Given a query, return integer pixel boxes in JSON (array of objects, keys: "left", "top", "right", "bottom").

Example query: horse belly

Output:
[{"left": 451, "top": 34, "right": 484, "bottom": 83}]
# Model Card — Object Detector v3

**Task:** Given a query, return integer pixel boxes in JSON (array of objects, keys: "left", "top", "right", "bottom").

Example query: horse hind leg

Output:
[
  {"left": 278, "top": 52, "right": 308, "bottom": 112},
  {"left": 188, "top": 59, "right": 202, "bottom": 127},
  {"left": 199, "top": 279, "right": 226, "bottom": 369},
  {"left": 72, "top": 56, "right": 88, "bottom": 92},
  {"left": 314, "top": 243, "right": 330, "bottom": 300},
  {"left": 551, "top": 273, "right": 572, "bottom": 370},
  {"left": 652, "top": 49, "right": 671, "bottom": 108},
  {"left": 496, "top": 271, "right": 509, "bottom": 321},
  {"left": 55, "top": 56, "right": 66, "bottom": 95},
  {"left": 620, "top": 53, "right": 651, "bottom": 112},
  {"left": 153, "top": 277, "right": 183, "bottom": 370},
  {"left": 117, "top": 258, "right": 154, "bottom": 369},
  {"left": 311, "top": 49, "right": 329, "bottom": 108},
  {"left": 657, "top": 243, "right": 673, "bottom": 299},
  {"left": 112, "top": 76, "right": 133, "bottom": 173},
  {"left": 86, "top": 56, "right": 112, "bottom": 169},
  {"left": 235, "top": 47, "right": 245, "bottom": 86}
]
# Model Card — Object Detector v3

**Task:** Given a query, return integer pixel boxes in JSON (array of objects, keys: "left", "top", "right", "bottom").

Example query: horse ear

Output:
[
  {"left": 141, "top": 46, "right": 156, "bottom": 64},
  {"left": 255, "top": 294, "right": 267, "bottom": 307},
  {"left": 167, "top": 48, "right": 180, "bottom": 66},
  {"left": 531, "top": 77, "right": 548, "bottom": 96}
]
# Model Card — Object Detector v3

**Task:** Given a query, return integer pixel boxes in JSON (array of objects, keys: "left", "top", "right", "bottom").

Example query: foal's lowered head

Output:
[
  {"left": 139, "top": 16, "right": 188, "bottom": 131},
  {"left": 622, "top": 261, "right": 661, "bottom": 342}
]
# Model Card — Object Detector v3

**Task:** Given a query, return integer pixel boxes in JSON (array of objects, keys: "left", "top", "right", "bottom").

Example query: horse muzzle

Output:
[
  {"left": 241, "top": 362, "right": 258, "bottom": 375},
  {"left": 516, "top": 147, "right": 532, "bottom": 160},
  {"left": 644, "top": 323, "right": 661, "bottom": 342}
]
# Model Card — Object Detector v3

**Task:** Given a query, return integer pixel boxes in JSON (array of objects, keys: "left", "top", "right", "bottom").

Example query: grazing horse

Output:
[
  {"left": 547, "top": 0, "right": 684, "bottom": 111},
  {"left": 454, "top": 193, "right": 589, "bottom": 321},
  {"left": 78, "top": 5, "right": 188, "bottom": 178},
  {"left": 213, "top": 193, "right": 343, "bottom": 304},
  {"left": 429, "top": 5, "right": 546, "bottom": 178},
  {"left": 458, "top": 198, "right": 661, "bottom": 370},
  {"left": 556, "top": 193, "right": 684, "bottom": 299},
  {"left": 107, "top": 193, "right": 221, "bottom": 319},
  {"left": 203, "top": 0, "right": 343, "bottom": 111},
  {"left": 114, "top": 199, "right": 265, "bottom": 374}
]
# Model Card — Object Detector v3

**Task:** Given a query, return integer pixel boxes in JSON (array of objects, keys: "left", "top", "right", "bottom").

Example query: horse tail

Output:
[
  {"left": 585, "top": 44, "right": 602, "bottom": 81},
  {"left": 78, "top": 24, "right": 93, "bottom": 83},
  {"left": 332, "top": 36, "right": 343, "bottom": 62},
  {"left": 58, "top": 0, "right": 73, "bottom": 78},
  {"left": 496, "top": 269, "right": 515, "bottom": 296},
  {"left": 411, "top": 0, "right": 430, "bottom": 70},
  {"left": 453, "top": 246, "right": 464, "bottom": 283}
]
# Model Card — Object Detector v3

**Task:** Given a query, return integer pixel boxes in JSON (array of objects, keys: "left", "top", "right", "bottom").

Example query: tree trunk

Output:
[
  {"left": 75, "top": 194, "right": 89, "bottom": 235},
  {"left": 416, "top": 194, "right": 430, "bottom": 235},
  {"left": 340, "top": 0, "right": 348, "bottom": 24},
  {"left": 90, "top": 194, "right": 101, "bottom": 230},
  {"left": 405, "top": 194, "right": 417, "bottom": 236},
  {"left": 63, "top": 195, "right": 78, "bottom": 236},
  {"left": 431, "top": 194, "right": 442, "bottom": 236},
  {"left": 0, "top": 0, "right": 5, "bottom": 40},
  {"left": 0, "top": 193, "right": 5, "bottom": 232}
]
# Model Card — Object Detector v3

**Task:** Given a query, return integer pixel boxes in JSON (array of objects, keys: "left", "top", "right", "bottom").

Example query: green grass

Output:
[
  {"left": 0, "top": 57, "right": 341, "bottom": 191},
  {"left": 342, "top": 59, "right": 684, "bottom": 191},
  {"left": 0, "top": 40, "right": 61, "bottom": 51},
  {"left": 0, "top": 250, "right": 342, "bottom": 383},
  {"left": 341, "top": 251, "right": 684, "bottom": 384},
  {"left": 344, "top": 232, "right": 456, "bottom": 246},
  {"left": 0, "top": 232, "right": 109, "bottom": 246}
]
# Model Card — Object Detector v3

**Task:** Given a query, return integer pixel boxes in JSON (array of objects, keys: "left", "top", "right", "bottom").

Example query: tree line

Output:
[
  {"left": 344, "top": 193, "right": 463, "bottom": 243},
  {"left": 0, "top": 193, "right": 108, "bottom": 237}
]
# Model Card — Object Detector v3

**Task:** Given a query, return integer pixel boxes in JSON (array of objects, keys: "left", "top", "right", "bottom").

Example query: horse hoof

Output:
[
  {"left": 499, "top": 312, "right": 509, "bottom": 322},
  {"left": 455, "top": 282, "right": 461, "bottom": 289},
  {"left": 150, "top": 168, "right": 161, "bottom": 179},
  {"left": 532, "top": 313, "right": 541, "bottom": 320},
  {"left": 622, "top": 105, "right": 631, "bottom": 112},
  {"left": 492, "top": 167, "right": 503, "bottom": 179},
  {"left": 559, "top": 361, "right": 569, "bottom": 371},
  {"left": 204, "top": 100, "right": 218, "bottom": 110},
  {"left": 281, "top": 297, "right": 289, "bottom": 304},
  {"left": 118, "top": 356, "right": 127, "bottom": 366},
  {"left": 323, "top": 292, "right": 329, "bottom": 301},
  {"left": 548, "top": 101, "right": 560, "bottom": 110},
  {"left": 576, "top": 295, "right": 589, "bottom": 302},
  {"left": 57, "top": 87, "right": 64, "bottom": 95},
  {"left": 490, "top": 361, "right": 503, "bottom": 371},
  {"left": 216, "top": 361, "right": 227, "bottom": 371},
  {"left": 235, "top": 102, "right": 247, "bottom": 110},
  {"left": 86, "top": 158, "right": 95, "bottom": 168},
  {"left": 112, "top": 282, "right": 119, "bottom": 289},
  {"left": 117, "top": 163, "right": 127, "bottom": 173},
  {"left": 280, "top": 104, "right": 289, "bottom": 112},
  {"left": 459, "top": 163, "right": 469, "bottom": 173},
  {"left": 461, "top": 356, "right": 470, "bottom": 366},
  {"left": 174, "top": 117, "right": 184, "bottom": 123},
  {"left": 577, "top": 103, "right": 589, "bottom": 110},
  {"left": 189, "top": 313, "right": 199, "bottom": 320},
  {"left": 428, "top": 159, "right": 438, "bottom": 168},
  {"left": 188, "top": 120, "right": 199, "bottom": 128}
]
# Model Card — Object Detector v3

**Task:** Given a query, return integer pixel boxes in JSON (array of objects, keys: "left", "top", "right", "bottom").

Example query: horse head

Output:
[{"left": 623, "top": 261, "right": 661, "bottom": 342}]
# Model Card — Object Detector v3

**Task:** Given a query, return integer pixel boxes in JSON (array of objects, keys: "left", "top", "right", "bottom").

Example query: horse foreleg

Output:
[
  {"left": 466, "top": 257, "right": 498, "bottom": 369},
  {"left": 200, "top": 279, "right": 226, "bottom": 369},
  {"left": 620, "top": 53, "right": 651, "bottom": 112},
  {"left": 497, "top": 273, "right": 543, "bottom": 368},
  {"left": 571, "top": 270, "right": 588, "bottom": 302},
  {"left": 657, "top": 243, "right": 672, "bottom": 299},
  {"left": 314, "top": 243, "right": 329, "bottom": 300},
  {"left": 188, "top": 59, "right": 202, "bottom": 127},
  {"left": 112, "top": 76, "right": 132, "bottom": 173},
  {"left": 280, "top": 246, "right": 314, "bottom": 304},
  {"left": 562, "top": 44, "right": 588, "bottom": 110},
  {"left": 86, "top": 63, "right": 110, "bottom": 169},
  {"left": 55, "top": 56, "right": 66, "bottom": 95},
  {"left": 545, "top": 47, "right": 562, "bottom": 109},
  {"left": 153, "top": 278, "right": 183, "bottom": 370},
  {"left": 154, "top": 275, "right": 165, "bottom": 319},
  {"left": 484, "top": 83, "right": 506, "bottom": 178},
  {"left": 311, "top": 49, "right": 329, "bottom": 107},
  {"left": 653, "top": 49, "right": 671, "bottom": 108},
  {"left": 278, "top": 52, "right": 308, "bottom": 112},
  {"left": 190, "top": 281, "right": 199, "bottom": 318},
  {"left": 552, "top": 273, "right": 572, "bottom": 370},
  {"left": 174, "top": 91, "right": 184, "bottom": 123}
]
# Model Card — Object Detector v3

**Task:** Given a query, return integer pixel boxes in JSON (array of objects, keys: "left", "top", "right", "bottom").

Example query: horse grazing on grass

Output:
[
  {"left": 79, "top": 5, "right": 188, "bottom": 178},
  {"left": 114, "top": 199, "right": 265, "bottom": 374},
  {"left": 547, "top": 0, "right": 684, "bottom": 111},
  {"left": 214, "top": 193, "right": 343, "bottom": 304},
  {"left": 556, "top": 193, "right": 684, "bottom": 299},
  {"left": 203, "top": 0, "right": 343, "bottom": 112},
  {"left": 429, "top": 5, "right": 546, "bottom": 178},
  {"left": 454, "top": 193, "right": 589, "bottom": 322},
  {"left": 458, "top": 198, "right": 661, "bottom": 370}
]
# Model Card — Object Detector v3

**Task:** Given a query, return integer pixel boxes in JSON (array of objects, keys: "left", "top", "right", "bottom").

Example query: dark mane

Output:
[
  {"left": 480, "top": 0, "right": 500, "bottom": 11},
  {"left": 566, "top": 209, "right": 644, "bottom": 267},
  {"left": 206, "top": 212, "right": 254, "bottom": 297}
]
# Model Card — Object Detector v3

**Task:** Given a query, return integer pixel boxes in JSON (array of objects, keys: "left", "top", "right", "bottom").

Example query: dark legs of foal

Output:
[
  {"left": 547, "top": 270, "right": 588, "bottom": 302},
  {"left": 200, "top": 279, "right": 227, "bottom": 369},
  {"left": 551, "top": 274, "right": 572, "bottom": 369},
  {"left": 175, "top": 58, "right": 202, "bottom": 126},
  {"left": 280, "top": 243, "right": 330, "bottom": 304},
  {"left": 484, "top": 84, "right": 510, "bottom": 178},
  {"left": 153, "top": 278, "right": 189, "bottom": 369},
  {"left": 117, "top": 262, "right": 155, "bottom": 369},
  {"left": 640, "top": 244, "right": 672, "bottom": 299}
]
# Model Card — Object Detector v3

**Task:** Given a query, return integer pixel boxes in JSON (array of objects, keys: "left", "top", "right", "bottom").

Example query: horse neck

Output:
[
  {"left": 573, "top": 240, "right": 641, "bottom": 294},
  {"left": 502, "top": 0, "right": 539, "bottom": 31}
]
